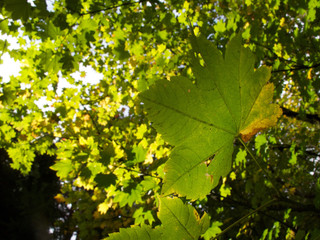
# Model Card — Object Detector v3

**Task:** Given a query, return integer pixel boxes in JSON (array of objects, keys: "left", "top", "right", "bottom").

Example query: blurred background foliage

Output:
[{"left": 0, "top": 0, "right": 319, "bottom": 239}]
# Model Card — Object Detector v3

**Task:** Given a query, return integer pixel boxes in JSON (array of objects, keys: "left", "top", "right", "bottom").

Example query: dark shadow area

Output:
[{"left": 0, "top": 148, "right": 62, "bottom": 240}]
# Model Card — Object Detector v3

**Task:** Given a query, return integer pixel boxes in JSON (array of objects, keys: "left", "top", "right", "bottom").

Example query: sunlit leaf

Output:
[
  {"left": 159, "top": 197, "right": 210, "bottom": 240},
  {"left": 107, "top": 197, "right": 209, "bottom": 240},
  {"left": 202, "top": 221, "right": 222, "bottom": 240},
  {"left": 7, "top": 143, "right": 35, "bottom": 174},
  {"left": 50, "top": 159, "right": 73, "bottom": 179},
  {"left": 106, "top": 225, "right": 162, "bottom": 240},
  {"left": 141, "top": 34, "right": 282, "bottom": 199}
]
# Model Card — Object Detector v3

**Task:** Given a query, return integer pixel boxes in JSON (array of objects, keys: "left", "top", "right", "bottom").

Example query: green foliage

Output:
[
  {"left": 141, "top": 34, "right": 281, "bottom": 200},
  {"left": 1, "top": 0, "right": 320, "bottom": 239},
  {"left": 107, "top": 197, "right": 209, "bottom": 240},
  {"left": 158, "top": 197, "right": 209, "bottom": 239},
  {"left": 107, "top": 225, "right": 161, "bottom": 240}
]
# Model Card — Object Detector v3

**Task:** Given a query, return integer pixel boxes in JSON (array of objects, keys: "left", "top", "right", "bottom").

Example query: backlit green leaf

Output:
[
  {"left": 202, "top": 221, "right": 222, "bottom": 240},
  {"left": 106, "top": 225, "right": 162, "bottom": 240},
  {"left": 50, "top": 158, "right": 73, "bottom": 179},
  {"left": 159, "top": 197, "right": 210, "bottom": 240},
  {"left": 141, "top": 34, "right": 282, "bottom": 199},
  {"left": 106, "top": 197, "right": 209, "bottom": 240},
  {"left": 7, "top": 143, "right": 35, "bottom": 174}
]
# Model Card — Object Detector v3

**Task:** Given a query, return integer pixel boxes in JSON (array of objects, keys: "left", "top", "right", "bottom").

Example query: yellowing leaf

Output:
[
  {"left": 113, "top": 141, "right": 124, "bottom": 159},
  {"left": 230, "top": 171, "right": 236, "bottom": 180},
  {"left": 54, "top": 193, "right": 66, "bottom": 203},
  {"left": 157, "top": 44, "right": 166, "bottom": 53},
  {"left": 73, "top": 125, "right": 81, "bottom": 133},
  {"left": 80, "top": 71, "right": 86, "bottom": 78},
  {"left": 53, "top": 131, "right": 62, "bottom": 138},
  {"left": 280, "top": 17, "right": 285, "bottom": 27},
  {"left": 74, "top": 177, "right": 95, "bottom": 190},
  {"left": 141, "top": 34, "right": 281, "bottom": 199},
  {"left": 193, "top": 26, "right": 200, "bottom": 36},
  {"left": 79, "top": 136, "right": 87, "bottom": 146},
  {"left": 136, "top": 124, "right": 147, "bottom": 139},
  {"left": 98, "top": 202, "right": 109, "bottom": 214},
  {"left": 183, "top": 1, "right": 190, "bottom": 11},
  {"left": 240, "top": 83, "right": 282, "bottom": 142},
  {"left": 289, "top": 187, "right": 296, "bottom": 195},
  {"left": 144, "top": 152, "right": 154, "bottom": 164},
  {"left": 307, "top": 68, "right": 313, "bottom": 79}
]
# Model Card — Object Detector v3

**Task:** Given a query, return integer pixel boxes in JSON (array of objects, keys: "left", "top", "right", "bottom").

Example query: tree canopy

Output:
[{"left": 0, "top": 0, "right": 320, "bottom": 239}]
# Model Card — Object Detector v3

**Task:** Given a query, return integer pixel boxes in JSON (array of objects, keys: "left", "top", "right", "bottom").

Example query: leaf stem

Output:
[
  {"left": 212, "top": 198, "right": 277, "bottom": 239},
  {"left": 238, "top": 137, "right": 281, "bottom": 198}
]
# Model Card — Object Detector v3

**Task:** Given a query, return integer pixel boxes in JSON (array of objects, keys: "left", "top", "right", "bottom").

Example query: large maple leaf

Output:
[{"left": 140, "top": 34, "right": 282, "bottom": 200}]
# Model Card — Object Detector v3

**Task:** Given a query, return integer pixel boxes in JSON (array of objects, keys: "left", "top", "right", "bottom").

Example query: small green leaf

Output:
[
  {"left": 289, "top": 142, "right": 298, "bottom": 165},
  {"left": 47, "top": 21, "right": 61, "bottom": 39},
  {"left": 8, "top": 143, "right": 35, "bottom": 174},
  {"left": 133, "top": 144, "right": 147, "bottom": 163},
  {"left": 50, "top": 159, "right": 73, "bottom": 179},
  {"left": 255, "top": 134, "right": 268, "bottom": 155},
  {"left": 214, "top": 20, "right": 226, "bottom": 33},
  {"left": 235, "top": 148, "right": 247, "bottom": 166},
  {"left": 202, "top": 221, "right": 222, "bottom": 240}
]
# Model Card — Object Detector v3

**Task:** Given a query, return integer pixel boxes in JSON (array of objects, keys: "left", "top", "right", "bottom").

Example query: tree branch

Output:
[
  {"left": 281, "top": 106, "right": 320, "bottom": 124},
  {"left": 213, "top": 199, "right": 277, "bottom": 240},
  {"left": 238, "top": 137, "right": 282, "bottom": 198},
  {"left": 269, "top": 143, "right": 320, "bottom": 157},
  {"left": 209, "top": 193, "right": 296, "bottom": 233},
  {"left": 81, "top": 104, "right": 102, "bottom": 135},
  {"left": 272, "top": 63, "right": 320, "bottom": 73},
  {"left": 250, "top": 40, "right": 320, "bottom": 73}
]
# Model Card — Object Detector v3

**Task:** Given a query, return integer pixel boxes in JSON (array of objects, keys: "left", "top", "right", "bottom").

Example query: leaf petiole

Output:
[
  {"left": 238, "top": 137, "right": 281, "bottom": 198},
  {"left": 212, "top": 198, "right": 277, "bottom": 239}
]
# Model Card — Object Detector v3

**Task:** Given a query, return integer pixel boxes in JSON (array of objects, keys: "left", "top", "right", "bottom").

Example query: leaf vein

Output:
[{"left": 141, "top": 95, "right": 235, "bottom": 135}]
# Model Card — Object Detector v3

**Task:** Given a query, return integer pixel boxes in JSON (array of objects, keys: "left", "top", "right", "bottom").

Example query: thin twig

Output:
[
  {"left": 81, "top": 104, "right": 102, "bottom": 135},
  {"left": 281, "top": 106, "right": 320, "bottom": 124},
  {"left": 272, "top": 63, "right": 320, "bottom": 73},
  {"left": 250, "top": 40, "right": 320, "bottom": 73},
  {"left": 212, "top": 198, "right": 277, "bottom": 239},
  {"left": 238, "top": 137, "right": 282, "bottom": 198}
]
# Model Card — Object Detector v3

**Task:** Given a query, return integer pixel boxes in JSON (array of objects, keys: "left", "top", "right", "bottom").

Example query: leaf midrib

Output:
[
  {"left": 163, "top": 142, "right": 231, "bottom": 197},
  {"left": 141, "top": 95, "right": 236, "bottom": 136},
  {"left": 162, "top": 200, "right": 196, "bottom": 240}
]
